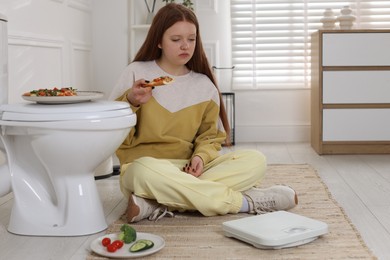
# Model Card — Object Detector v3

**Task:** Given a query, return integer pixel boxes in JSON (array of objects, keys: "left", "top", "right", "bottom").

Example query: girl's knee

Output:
[
  {"left": 234, "top": 149, "right": 267, "bottom": 166},
  {"left": 126, "top": 157, "right": 156, "bottom": 176},
  {"left": 248, "top": 149, "right": 266, "bottom": 163}
]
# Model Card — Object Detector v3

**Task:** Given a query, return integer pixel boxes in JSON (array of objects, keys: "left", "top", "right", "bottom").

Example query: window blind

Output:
[{"left": 230, "top": 0, "right": 390, "bottom": 90}]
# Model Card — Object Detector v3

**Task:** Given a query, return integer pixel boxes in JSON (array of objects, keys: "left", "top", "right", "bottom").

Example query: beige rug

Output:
[{"left": 87, "top": 164, "right": 377, "bottom": 259}]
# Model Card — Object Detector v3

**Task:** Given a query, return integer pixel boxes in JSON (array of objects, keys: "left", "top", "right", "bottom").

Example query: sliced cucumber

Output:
[
  {"left": 137, "top": 239, "right": 154, "bottom": 248},
  {"left": 129, "top": 239, "right": 154, "bottom": 253},
  {"left": 129, "top": 241, "right": 147, "bottom": 252}
]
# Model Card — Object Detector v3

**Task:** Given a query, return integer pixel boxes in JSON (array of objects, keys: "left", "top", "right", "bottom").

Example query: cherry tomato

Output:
[
  {"left": 112, "top": 240, "right": 124, "bottom": 249},
  {"left": 106, "top": 243, "right": 118, "bottom": 253},
  {"left": 101, "top": 237, "right": 111, "bottom": 247}
]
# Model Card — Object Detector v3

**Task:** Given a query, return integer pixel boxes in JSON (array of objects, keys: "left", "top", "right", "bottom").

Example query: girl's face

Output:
[{"left": 159, "top": 21, "right": 197, "bottom": 68}]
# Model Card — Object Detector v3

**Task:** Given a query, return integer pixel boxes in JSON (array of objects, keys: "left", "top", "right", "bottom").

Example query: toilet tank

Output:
[{"left": 0, "top": 13, "right": 8, "bottom": 105}]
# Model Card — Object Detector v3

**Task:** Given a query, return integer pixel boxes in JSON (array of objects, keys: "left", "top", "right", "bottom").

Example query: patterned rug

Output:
[{"left": 87, "top": 164, "right": 376, "bottom": 259}]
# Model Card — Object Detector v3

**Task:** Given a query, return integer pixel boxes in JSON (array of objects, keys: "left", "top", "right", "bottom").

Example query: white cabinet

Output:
[
  {"left": 323, "top": 109, "right": 390, "bottom": 141},
  {"left": 322, "top": 71, "right": 390, "bottom": 103},
  {"left": 311, "top": 30, "right": 390, "bottom": 154},
  {"left": 322, "top": 33, "right": 390, "bottom": 66}
]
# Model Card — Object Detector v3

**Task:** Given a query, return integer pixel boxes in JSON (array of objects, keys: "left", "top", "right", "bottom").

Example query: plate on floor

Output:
[
  {"left": 22, "top": 91, "right": 104, "bottom": 104},
  {"left": 90, "top": 232, "right": 165, "bottom": 258}
]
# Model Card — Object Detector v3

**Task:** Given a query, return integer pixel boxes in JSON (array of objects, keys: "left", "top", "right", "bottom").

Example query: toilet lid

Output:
[{"left": 0, "top": 101, "right": 133, "bottom": 121}]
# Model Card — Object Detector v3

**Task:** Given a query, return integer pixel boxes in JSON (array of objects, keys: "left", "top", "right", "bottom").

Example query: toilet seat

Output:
[{"left": 0, "top": 100, "right": 132, "bottom": 121}]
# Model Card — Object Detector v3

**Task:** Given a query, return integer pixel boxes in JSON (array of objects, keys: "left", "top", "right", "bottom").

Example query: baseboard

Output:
[{"left": 235, "top": 124, "right": 310, "bottom": 142}]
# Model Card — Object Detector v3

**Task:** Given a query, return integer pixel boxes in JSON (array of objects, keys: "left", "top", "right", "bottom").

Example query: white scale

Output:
[{"left": 222, "top": 211, "right": 328, "bottom": 249}]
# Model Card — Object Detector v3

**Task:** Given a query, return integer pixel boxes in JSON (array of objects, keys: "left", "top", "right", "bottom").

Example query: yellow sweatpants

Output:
[{"left": 119, "top": 149, "right": 266, "bottom": 216}]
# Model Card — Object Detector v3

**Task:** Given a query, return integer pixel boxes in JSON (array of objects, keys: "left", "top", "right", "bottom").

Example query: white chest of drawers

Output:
[{"left": 311, "top": 30, "right": 390, "bottom": 154}]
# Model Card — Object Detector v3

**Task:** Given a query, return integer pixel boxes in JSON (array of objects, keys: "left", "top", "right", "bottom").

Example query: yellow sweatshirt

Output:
[{"left": 111, "top": 61, "right": 226, "bottom": 166}]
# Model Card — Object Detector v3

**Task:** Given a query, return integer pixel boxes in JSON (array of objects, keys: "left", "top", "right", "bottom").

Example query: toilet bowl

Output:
[{"left": 0, "top": 100, "right": 136, "bottom": 236}]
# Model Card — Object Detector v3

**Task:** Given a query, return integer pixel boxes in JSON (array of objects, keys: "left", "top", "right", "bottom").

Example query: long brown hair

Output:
[{"left": 133, "top": 3, "right": 231, "bottom": 145}]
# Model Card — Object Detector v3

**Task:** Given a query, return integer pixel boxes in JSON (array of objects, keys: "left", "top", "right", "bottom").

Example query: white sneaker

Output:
[
  {"left": 243, "top": 185, "right": 298, "bottom": 214},
  {"left": 126, "top": 194, "right": 174, "bottom": 223}
]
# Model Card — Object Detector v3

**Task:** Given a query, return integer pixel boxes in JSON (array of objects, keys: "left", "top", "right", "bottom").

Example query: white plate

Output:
[
  {"left": 22, "top": 91, "right": 104, "bottom": 104},
  {"left": 90, "top": 232, "right": 165, "bottom": 259}
]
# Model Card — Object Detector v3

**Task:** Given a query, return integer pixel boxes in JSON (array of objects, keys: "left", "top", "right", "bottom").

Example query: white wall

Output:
[
  {"left": 235, "top": 90, "right": 310, "bottom": 142},
  {"left": 0, "top": 0, "right": 94, "bottom": 104},
  {"left": 92, "top": 0, "right": 128, "bottom": 97},
  {"left": 0, "top": 0, "right": 128, "bottom": 102}
]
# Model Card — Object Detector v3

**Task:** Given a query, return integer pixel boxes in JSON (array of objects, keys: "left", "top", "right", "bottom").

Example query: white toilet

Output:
[{"left": 0, "top": 101, "right": 136, "bottom": 236}]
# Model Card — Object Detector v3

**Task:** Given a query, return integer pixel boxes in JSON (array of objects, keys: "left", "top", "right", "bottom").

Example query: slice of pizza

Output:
[{"left": 142, "top": 76, "right": 174, "bottom": 88}]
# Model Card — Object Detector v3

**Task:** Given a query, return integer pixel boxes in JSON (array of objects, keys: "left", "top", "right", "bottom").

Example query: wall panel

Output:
[
  {"left": 8, "top": 32, "right": 65, "bottom": 103},
  {"left": 71, "top": 41, "right": 92, "bottom": 91},
  {"left": 1, "top": 0, "right": 92, "bottom": 104}
]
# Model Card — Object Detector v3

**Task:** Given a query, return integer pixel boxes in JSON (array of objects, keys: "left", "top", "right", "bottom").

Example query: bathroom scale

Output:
[{"left": 222, "top": 211, "right": 328, "bottom": 249}]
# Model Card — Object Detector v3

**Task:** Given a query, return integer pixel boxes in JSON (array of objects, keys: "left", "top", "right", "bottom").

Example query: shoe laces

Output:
[
  {"left": 253, "top": 199, "right": 277, "bottom": 214},
  {"left": 148, "top": 206, "right": 174, "bottom": 222}
]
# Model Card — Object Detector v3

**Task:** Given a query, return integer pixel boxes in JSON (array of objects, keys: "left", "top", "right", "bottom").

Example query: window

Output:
[{"left": 230, "top": 0, "right": 390, "bottom": 90}]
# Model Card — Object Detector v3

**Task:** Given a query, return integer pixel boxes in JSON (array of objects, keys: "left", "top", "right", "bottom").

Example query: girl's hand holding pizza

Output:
[{"left": 126, "top": 79, "right": 153, "bottom": 107}]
